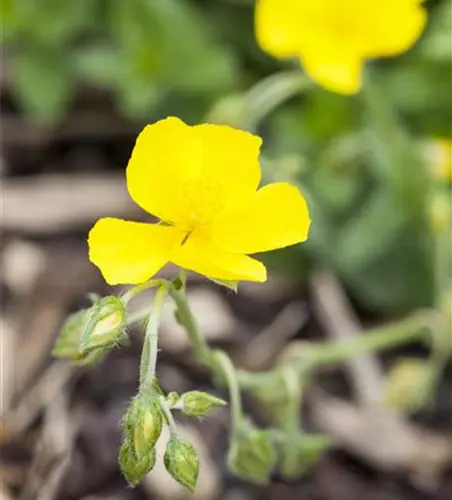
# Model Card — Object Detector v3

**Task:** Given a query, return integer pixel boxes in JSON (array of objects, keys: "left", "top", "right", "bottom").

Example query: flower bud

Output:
[
  {"left": 383, "top": 357, "right": 433, "bottom": 412},
  {"left": 119, "top": 439, "right": 156, "bottom": 487},
  {"left": 79, "top": 296, "right": 126, "bottom": 353},
  {"left": 53, "top": 309, "right": 89, "bottom": 360},
  {"left": 179, "top": 391, "right": 227, "bottom": 417},
  {"left": 228, "top": 428, "right": 276, "bottom": 483},
  {"left": 123, "top": 395, "right": 163, "bottom": 459},
  {"left": 166, "top": 392, "right": 181, "bottom": 408},
  {"left": 53, "top": 309, "right": 107, "bottom": 365},
  {"left": 164, "top": 437, "right": 200, "bottom": 491},
  {"left": 281, "top": 434, "right": 331, "bottom": 478}
]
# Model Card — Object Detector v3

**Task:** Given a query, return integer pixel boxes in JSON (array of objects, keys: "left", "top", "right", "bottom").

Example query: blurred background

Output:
[{"left": 1, "top": 0, "right": 451, "bottom": 499}]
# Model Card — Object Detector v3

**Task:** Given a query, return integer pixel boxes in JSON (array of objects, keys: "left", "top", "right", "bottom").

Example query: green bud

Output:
[
  {"left": 281, "top": 434, "right": 332, "bottom": 478},
  {"left": 164, "top": 437, "right": 200, "bottom": 491},
  {"left": 166, "top": 392, "right": 181, "bottom": 408},
  {"left": 53, "top": 309, "right": 89, "bottom": 359},
  {"left": 123, "top": 395, "right": 163, "bottom": 459},
  {"left": 80, "top": 296, "right": 126, "bottom": 353},
  {"left": 119, "top": 439, "right": 156, "bottom": 487},
  {"left": 228, "top": 428, "right": 276, "bottom": 484},
  {"left": 179, "top": 391, "right": 227, "bottom": 417},
  {"left": 383, "top": 358, "right": 434, "bottom": 412},
  {"left": 53, "top": 309, "right": 107, "bottom": 365}
]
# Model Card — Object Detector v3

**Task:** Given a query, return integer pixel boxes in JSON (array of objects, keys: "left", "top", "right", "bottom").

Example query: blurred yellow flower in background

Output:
[
  {"left": 433, "top": 140, "right": 452, "bottom": 182},
  {"left": 255, "top": 0, "right": 427, "bottom": 94},
  {"left": 88, "top": 117, "right": 310, "bottom": 285}
]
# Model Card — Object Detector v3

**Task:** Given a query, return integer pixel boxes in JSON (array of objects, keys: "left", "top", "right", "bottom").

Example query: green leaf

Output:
[
  {"left": 11, "top": 50, "right": 74, "bottom": 122},
  {"left": 75, "top": 45, "right": 123, "bottom": 87}
]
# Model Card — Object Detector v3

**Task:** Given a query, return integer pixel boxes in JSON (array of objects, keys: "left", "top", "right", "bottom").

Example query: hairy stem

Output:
[
  {"left": 213, "top": 350, "right": 243, "bottom": 430},
  {"left": 139, "top": 283, "right": 169, "bottom": 389},
  {"left": 169, "top": 283, "right": 212, "bottom": 365},
  {"left": 160, "top": 396, "right": 178, "bottom": 437},
  {"left": 238, "top": 311, "right": 439, "bottom": 391}
]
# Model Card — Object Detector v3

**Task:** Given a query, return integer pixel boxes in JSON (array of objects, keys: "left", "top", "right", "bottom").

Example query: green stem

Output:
[
  {"left": 280, "top": 367, "right": 302, "bottom": 477},
  {"left": 122, "top": 279, "right": 165, "bottom": 305},
  {"left": 245, "top": 71, "right": 311, "bottom": 131},
  {"left": 238, "top": 311, "right": 438, "bottom": 391},
  {"left": 160, "top": 396, "right": 178, "bottom": 437},
  {"left": 139, "top": 283, "right": 169, "bottom": 389},
  {"left": 305, "top": 312, "right": 433, "bottom": 369},
  {"left": 213, "top": 350, "right": 243, "bottom": 430},
  {"left": 169, "top": 279, "right": 244, "bottom": 430},
  {"left": 169, "top": 283, "right": 212, "bottom": 365}
]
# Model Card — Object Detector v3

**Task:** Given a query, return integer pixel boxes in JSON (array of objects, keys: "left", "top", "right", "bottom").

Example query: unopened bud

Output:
[
  {"left": 119, "top": 439, "right": 156, "bottom": 487},
  {"left": 53, "top": 309, "right": 107, "bottom": 365},
  {"left": 124, "top": 395, "right": 163, "bottom": 459},
  {"left": 53, "top": 309, "right": 89, "bottom": 359},
  {"left": 80, "top": 296, "right": 126, "bottom": 353},
  {"left": 164, "top": 437, "right": 200, "bottom": 491},
  {"left": 384, "top": 357, "right": 433, "bottom": 412},
  {"left": 228, "top": 428, "right": 276, "bottom": 483},
  {"left": 166, "top": 392, "right": 181, "bottom": 408},
  {"left": 281, "top": 434, "right": 331, "bottom": 478},
  {"left": 179, "top": 391, "right": 227, "bottom": 417}
]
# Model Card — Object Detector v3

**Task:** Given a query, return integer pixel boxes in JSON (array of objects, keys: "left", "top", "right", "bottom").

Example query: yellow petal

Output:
[
  {"left": 362, "top": 0, "right": 427, "bottom": 58},
  {"left": 192, "top": 123, "right": 262, "bottom": 221},
  {"left": 126, "top": 117, "right": 262, "bottom": 227},
  {"left": 301, "top": 49, "right": 363, "bottom": 95},
  {"left": 209, "top": 182, "right": 310, "bottom": 254},
  {"left": 172, "top": 234, "right": 267, "bottom": 283},
  {"left": 88, "top": 218, "right": 184, "bottom": 285},
  {"left": 126, "top": 117, "right": 199, "bottom": 225},
  {"left": 254, "top": 0, "right": 427, "bottom": 94},
  {"left": 255, "top": 0, "right": 302, "bottom": 58}
]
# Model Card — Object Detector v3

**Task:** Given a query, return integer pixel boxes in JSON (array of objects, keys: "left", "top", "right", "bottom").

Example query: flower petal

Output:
[
  {"left": 193, "top": 123, "right": 262, "bottom": 221},
  {"left": 88, "top": 218, "right": 184, "bottom": 285},
  {"left": 362, "top": 0, "right": 427, "bottom": 57},
  {"left": 126, "top": 117, "right": 200, "bottom": 225},
  {"left": 209, "top": 182, "right": 310, "bottom": 254},
  {"left": 255, "top": 0, "right": 302, "bottom": 58},
  {"left": 126, "top": 117, "right": 261, "bottom": 227},
  {"left": 301, "top": 49, "right": 363, "bottom": 95},
  {"left": 172, "top": 234, "right": 267, "bottom": 283}
]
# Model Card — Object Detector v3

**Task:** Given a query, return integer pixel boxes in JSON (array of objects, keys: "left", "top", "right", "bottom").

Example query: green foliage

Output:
[{"left": 4, "top": 0, "right": 239, "bottom": 121}]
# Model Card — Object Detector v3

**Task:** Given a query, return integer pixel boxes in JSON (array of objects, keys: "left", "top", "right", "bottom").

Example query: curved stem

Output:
[
  {"left": 122, "top": 279, "right": 165, "bottom": 305},
  {"left": 169, "top": 278, "right": 243, "bottom": 430},
  {"left": 139, "top": 283, "right": 169, "bottom": 389},
  {"left": 238, "top": 310, "right": 439, "bottom": 392},
  {"left": 245, "top": 71, "right": 311, "bottom": 131},
  {"left": 169, "top": 283, "right": 211, "bottom": 365},
  {"left": 160, "top": 396, "right": 178, "bottom": 437},
  {"left": 213, "top": 350, "right": 243, "bottom": 430}
]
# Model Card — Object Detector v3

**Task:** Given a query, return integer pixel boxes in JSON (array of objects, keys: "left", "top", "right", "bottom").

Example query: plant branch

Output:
[{"left": 139, "top": 283, "right": 169, "bottom": 389}]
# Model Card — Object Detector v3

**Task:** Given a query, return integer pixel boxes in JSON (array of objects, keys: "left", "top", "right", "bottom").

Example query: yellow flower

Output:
[
  {"left": 433, "top": 140, "right": 452, "bottom": 182},
  {"left": 255, "top": 0, "right": 427, "bottom": 94},
  {"left": 88, "top": 117, "right": 310, "bottom": 285}
]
